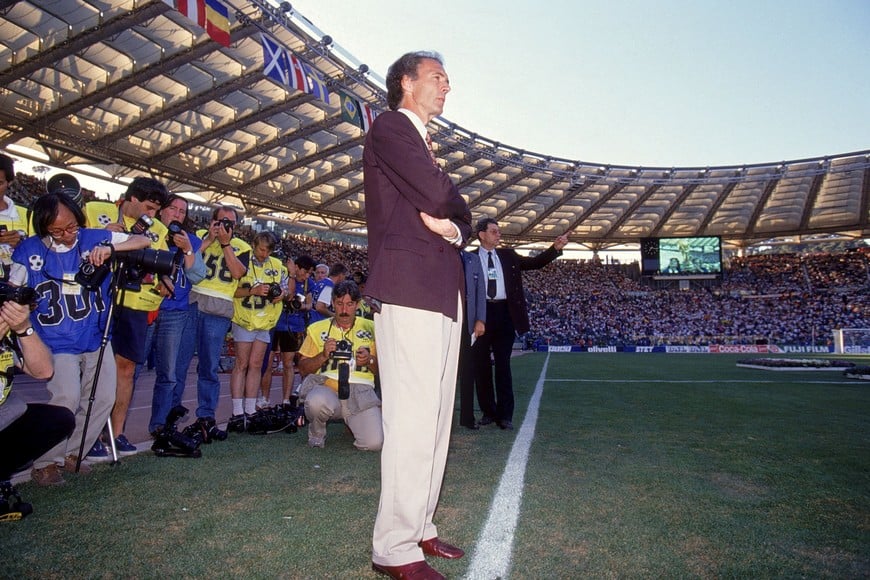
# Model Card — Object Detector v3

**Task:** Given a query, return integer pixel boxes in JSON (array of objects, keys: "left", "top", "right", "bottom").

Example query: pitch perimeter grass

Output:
[{"left": 1, "top": 353, "right": 867, "bottom": 578}]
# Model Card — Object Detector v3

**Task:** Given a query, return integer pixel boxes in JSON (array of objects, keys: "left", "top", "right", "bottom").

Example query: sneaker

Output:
[
  {"left": 227, "top": 414, "right": 247, "bottom": 433},
  {"left": 255, "top": 397, "right": 270, "bottom": 410},
  {"left": 63, "top": 455, "right": 92, "bottom": 475},
  {"left": 31, "top": 464, "right": 65, "bottom": 487},
  {"left": 87, "top": 439, "right": 110, "bottom": 461},
  {"left": 0, "top": 481, "right": 33, "bottom": 522},
  {"left": 114, "top": 435, "right": 138, "bottom": 456}
]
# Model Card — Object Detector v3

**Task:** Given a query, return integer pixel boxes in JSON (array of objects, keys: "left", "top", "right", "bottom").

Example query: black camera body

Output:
[
  {"left": 285, "top": 293, "right": 305, "bottom": 312},
  {"left": 75, "top": 261, "right": 112, "bottom": 291},
  {"left": 151, "top": 405, "right": 202, "bottom": 458},
  {"left": 0, "top": 282, "right": 37, "bottom": 307},
  {"left": 166, "top": 220, "right": 184, "bottom": 247},
  {"left": 266, "top": 282, "right": 282, "bottom": 300},
  {"left": 332, "top": 339, "right": 353, "bottom": 361},
  {"left": 218, "top": 217, "right": 234, "bottom": 233}
]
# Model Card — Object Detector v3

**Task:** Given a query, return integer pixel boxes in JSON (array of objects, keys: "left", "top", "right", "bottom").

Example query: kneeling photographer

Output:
[
  {"left": 0, "top": 295, "right": 71, "bottom": 520},
  {"left": 9, "top": 192, "right": 150, "bottom": 485},
  {"left": 296, "top": 280, "right": 382, "bottom": 451}
]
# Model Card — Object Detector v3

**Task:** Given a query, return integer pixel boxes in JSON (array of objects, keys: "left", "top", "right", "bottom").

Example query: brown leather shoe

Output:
[
  {"left": 419, "top": 537, "right": 465, "bottom": 559},
  {"left": 63, "top": 455, "right": 92, "bottom": 474},
  {"left": 31, "top": 464, "right": 65, "bottom": 486},
  {"left": 372, "top": 561, "right": 444, "bottom": 579}
]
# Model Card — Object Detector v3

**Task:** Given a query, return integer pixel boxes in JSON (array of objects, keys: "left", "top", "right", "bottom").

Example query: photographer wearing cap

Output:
[
  {"left": 269, "top": 254, "right": 314, "bottom": 407},
  {"left": 0, "top": 297, "right": 72, "bottom": 520},
  {"left": 0, "top": 154, "right": 32, "bottom": 280},
  {"left": 85, "top": 177, "right": 169, "bottom": 456},
  {"left": 147, "top": 194, "right": 207, "bottom": 436},
  {"left": 296, "top": 280, "right": 382, "bottom": 451},
  {"left": 9, "top": 193, "right": 150, "bottom": 485},
  {"left": 227, "top": 231, "right": 287, "bottom": 432},
  {"left": 183, "top": 205, "right": 250, "bottom": 443}
]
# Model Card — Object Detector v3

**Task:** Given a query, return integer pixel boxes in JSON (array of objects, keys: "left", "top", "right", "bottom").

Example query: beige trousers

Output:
[
  {"left": 303, "top": 383, "right": 383, "bottom": 451},
  {"left": 35, "top": 348, "right": 117, "bottom": 467},
  {"left": 371, "top": 295, "right": 463, "bottom": 567}
]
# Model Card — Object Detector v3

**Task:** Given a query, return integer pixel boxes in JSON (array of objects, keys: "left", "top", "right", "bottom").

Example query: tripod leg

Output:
[{"left": 105, "top": 417, "right": 119, "bottom": 464}]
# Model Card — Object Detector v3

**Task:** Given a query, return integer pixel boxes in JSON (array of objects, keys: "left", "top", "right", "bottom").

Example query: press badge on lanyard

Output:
[{"left": 61, "top": 272, "right": 81, "bottom": 296}]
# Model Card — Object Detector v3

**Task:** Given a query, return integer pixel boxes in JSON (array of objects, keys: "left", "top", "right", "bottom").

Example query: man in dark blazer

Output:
[
  {"left": 458, "top": 250, "right": 486, "bottom": 429},
  {"left": 364, "top": 51, "right": 472, "bottom": 580},
  {"left": 473, "top": 217, "right": 568, "bottom": 430}
]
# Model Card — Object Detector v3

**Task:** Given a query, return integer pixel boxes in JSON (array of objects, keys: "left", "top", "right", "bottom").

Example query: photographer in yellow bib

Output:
[
  {"left": 84, "top": 177, "right": 170, "bottom": 456},
  {"left": 226, "top": 231, "right": 288, "bottom": 432}
]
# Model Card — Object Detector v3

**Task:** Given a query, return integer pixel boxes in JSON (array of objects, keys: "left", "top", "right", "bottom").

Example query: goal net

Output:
[{"left": 833, "top": 328, "right": 870, "bottom": 354}]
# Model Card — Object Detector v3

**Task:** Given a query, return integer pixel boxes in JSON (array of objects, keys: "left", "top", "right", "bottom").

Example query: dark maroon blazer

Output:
[
  {"left": 363, "top": 111, "right": 472, "bottom": 320},
  {"left": 495, "top": 245, "right": 562, "bottom": 335}
]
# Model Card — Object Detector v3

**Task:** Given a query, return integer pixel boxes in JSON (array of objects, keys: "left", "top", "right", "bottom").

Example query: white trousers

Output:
[{"left": 372, "top": 295, "right": 462, "bottom": 566}]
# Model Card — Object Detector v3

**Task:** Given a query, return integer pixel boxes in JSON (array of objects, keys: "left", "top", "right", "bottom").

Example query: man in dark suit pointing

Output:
[
  {"left": 364, "top": 51, "right": 472, "bottom": 580},
  {"left": 474, "top": 218, "right": 568, "bottom": 430}
]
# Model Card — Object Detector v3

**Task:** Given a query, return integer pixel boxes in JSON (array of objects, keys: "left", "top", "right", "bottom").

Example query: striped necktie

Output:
[
  {"left": 425, "top": 133, "right": 438, "bottom": 167},
  {"left": 487, "top": 251, "right": 497, "bottom": 299}
]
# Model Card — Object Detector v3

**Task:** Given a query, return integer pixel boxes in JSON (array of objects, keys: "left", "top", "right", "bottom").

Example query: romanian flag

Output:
[
  {"left": 166, "top": 0, "right": 231, "bottom": 47},
  {"left": 204, "top": 0, "right": 231, "bottom": 47}
]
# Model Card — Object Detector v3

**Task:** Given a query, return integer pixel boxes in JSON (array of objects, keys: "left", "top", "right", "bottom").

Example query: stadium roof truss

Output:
[{"left": 1, "top": 0, "right": 868, "bottom": 250}]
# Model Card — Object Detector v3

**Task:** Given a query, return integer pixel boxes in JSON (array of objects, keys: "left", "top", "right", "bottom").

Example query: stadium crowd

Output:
[
  {"left": 6, "top": 167, "right": 868, "bottom": 350},
  {"left": 523, "top": 252, "right": 868, "bottom": 348}
]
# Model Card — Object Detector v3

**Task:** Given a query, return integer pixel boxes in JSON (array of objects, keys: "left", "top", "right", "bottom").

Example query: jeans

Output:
[
  {"left": 148, "top": 308, "right": 197, "bottom": 433},
  {"left": 190, "top": 303, "right": 231, "bottom": 419}
]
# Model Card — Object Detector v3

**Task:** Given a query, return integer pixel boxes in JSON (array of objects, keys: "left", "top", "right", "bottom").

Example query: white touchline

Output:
[{"left": 464, "top": 353, "right": 550, "bottom": 580}]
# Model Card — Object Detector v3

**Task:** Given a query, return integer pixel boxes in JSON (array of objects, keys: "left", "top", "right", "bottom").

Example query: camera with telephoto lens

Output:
[
  {"left": 218, "top": 217, "right": 234, "bottom": 233},
  {"left": 75, "top": 243, "right": 181, "bottom": 292},
  {"left": 166, "top": 220, "right": 184, "bottom": 247},
  {"left": 119, "top": 248, "right": 182, "bottom": 291},
  {"left": 0, "top": 282, "right": 37, "bottom": 307},
  {"left": 151, "top": 405, "right": 202, "bottom": 458}
]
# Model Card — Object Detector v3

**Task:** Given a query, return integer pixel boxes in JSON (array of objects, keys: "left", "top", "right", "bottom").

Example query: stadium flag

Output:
[
  {"left": 301, "top": 61, "right": 330, "bottom": 104},
  {"left": 339, "top": 90, "right": 363, "bottom": 130},
  {"left": 360, "top": 101, "right": 377, "bottom": 132},
  {"left": 204, "top": 0, "right": 231, "bottom": 47},
  {"left": 338, "top": 90, "right": 377, "bottom": 132},
  {"left": 261, "top": 35, "right": 307, "bottom": 93},
  {"left": 166, "top": 0, "right": 231, "bottom": 47},
  {"left": 261, "top": 35, "right": 291, "bottom": 86},
  {"left": 171, "top": 0, "right": 205, "bottom": 27},
  {"left": 259, "top": 36, "right": 331, "bottom": 104}
]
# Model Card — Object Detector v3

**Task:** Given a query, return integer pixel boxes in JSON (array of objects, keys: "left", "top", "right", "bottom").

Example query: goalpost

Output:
[{"left": 833, "top": 328, "right": 870, "bottom": 354}]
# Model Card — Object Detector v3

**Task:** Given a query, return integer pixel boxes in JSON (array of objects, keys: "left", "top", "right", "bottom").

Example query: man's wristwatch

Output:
[
  {"left": 184, "top": 249, "right": 194, "bottom": 256},
  {"left": 14, "top": 326, "right": 34, "bottom": 337}
]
